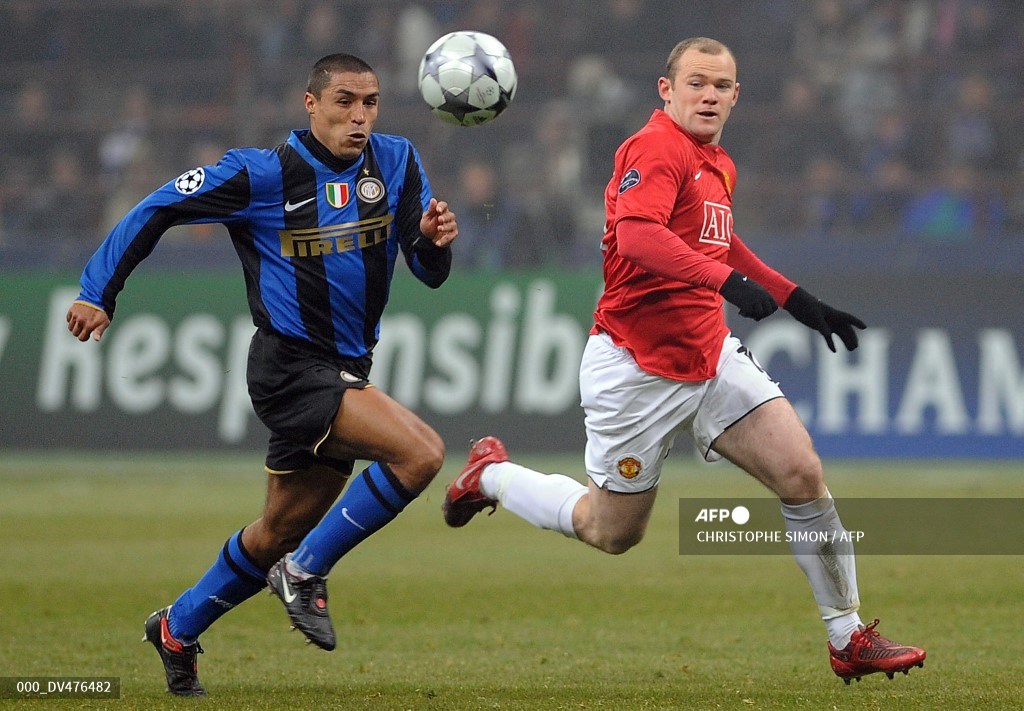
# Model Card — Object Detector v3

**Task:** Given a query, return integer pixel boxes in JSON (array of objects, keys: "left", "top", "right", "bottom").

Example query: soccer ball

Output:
[{"left": 418, "top": 31, "right": 517, "bottom": 127}]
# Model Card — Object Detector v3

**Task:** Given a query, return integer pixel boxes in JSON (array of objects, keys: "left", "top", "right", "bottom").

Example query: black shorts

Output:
[{"left": 247, "top": 328, "right": 371, "bottom": 475}]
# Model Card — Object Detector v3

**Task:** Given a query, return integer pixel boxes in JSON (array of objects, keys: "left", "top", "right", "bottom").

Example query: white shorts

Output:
[{"left": 580, "top": 332, "right": 784, "bottom": 493}]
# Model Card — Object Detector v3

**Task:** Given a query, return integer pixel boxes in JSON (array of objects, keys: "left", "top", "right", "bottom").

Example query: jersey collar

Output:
[{"left": 290, "top": 129, "right": 361, "bottom": 174}]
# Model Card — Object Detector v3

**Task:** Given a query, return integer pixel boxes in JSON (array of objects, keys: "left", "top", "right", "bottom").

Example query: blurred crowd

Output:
[{"left": 1, "top": 0, "right": 1023, "bottom": 269}]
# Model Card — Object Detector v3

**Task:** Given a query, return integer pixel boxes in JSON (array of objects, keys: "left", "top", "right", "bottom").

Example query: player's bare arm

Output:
[
  {"left": 420, "top": 197, "right": 458, "bottom": 248},
  {"left": 66, "top": 301, "right": 110, "bottom": 342}
]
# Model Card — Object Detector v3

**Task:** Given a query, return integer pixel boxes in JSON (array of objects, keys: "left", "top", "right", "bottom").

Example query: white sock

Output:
[
  {"left": 781, "top": 489, "right": 862, "bottom": 648},
  {"left": 480, "top": 462, "right": 586, "bottom": 539},
  {"left": 825, "top": 611, "right": 864, "bottom": 650}
]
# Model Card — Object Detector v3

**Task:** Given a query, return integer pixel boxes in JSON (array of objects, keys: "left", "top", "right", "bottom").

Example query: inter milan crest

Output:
[
  {"left": 357, "top": 177, "right": 385, "bottom": 204},
  {"left": 325, "top": 182, "right": 350, "bottom": 208}
]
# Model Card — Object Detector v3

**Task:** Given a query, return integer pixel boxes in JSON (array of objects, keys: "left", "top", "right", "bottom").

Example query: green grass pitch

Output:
[{"left": 1, "top": 452, "right": 1022, "bottom": 709}]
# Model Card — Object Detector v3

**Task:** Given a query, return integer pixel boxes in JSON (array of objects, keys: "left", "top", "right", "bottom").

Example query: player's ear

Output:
[
  {"left": 304, "top": 92, "right": 317, "bottom": 115},
  {"left": 657, "top": 76, "right": 672, "bottom": 102}
]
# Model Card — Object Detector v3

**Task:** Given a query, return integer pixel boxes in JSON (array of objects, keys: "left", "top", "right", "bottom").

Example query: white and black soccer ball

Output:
[{"left": 418, "top": 31, "right": 517, "bottom": 127}]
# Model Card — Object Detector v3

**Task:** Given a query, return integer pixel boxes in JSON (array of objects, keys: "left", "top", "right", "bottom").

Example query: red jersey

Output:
[{"left": 594, "top": 109, "right": 794, "bottom": 381}]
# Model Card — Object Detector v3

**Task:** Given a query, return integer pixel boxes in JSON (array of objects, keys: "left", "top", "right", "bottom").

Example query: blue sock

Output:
[
  {"left": 168, "top": 529, "right": 267, "bottom": 643},
  {"left": 291, "top": 462, "right": 414, "bottom": 576}
]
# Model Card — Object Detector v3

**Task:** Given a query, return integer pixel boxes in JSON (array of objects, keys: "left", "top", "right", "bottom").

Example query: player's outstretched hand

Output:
[
  {"left": 784, "top": 286, "right": 866, "bottom": 352},
  {"left": 420, "top": 198, "right": 458, "bottom": 248},
  {"left": 719, "top": 270, "right": 778, "bottom": 321},
  {"left": 66, "top": 301, "right": 111, "bottom": 342}
]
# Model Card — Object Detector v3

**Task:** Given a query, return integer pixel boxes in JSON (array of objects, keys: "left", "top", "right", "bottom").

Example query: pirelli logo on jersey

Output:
[
  {"left": 699, "top": 200, "right": 733, "bottom": 247},
  {"left": 278, "top": 214, "right": 394, "bottom": 258}
]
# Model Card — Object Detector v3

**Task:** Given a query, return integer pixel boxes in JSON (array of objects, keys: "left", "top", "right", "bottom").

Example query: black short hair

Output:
[{"left": 307, "top": 54, "right": 376, "bottom": 97}]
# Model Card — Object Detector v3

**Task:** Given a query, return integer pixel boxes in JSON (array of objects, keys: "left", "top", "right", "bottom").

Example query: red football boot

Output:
[
  {"left": 829, "top": 619, "right": 926, "bottom": 684},
  {"left": 442, "top": 437, "right": 508, "bottom": 527}
]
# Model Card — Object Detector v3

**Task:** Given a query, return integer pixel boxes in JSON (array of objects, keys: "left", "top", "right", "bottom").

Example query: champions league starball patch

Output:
[
  {"left": 174, "top": 168, "right": 205, "bottom": 195},
  {"left": 618, "top": 168, "right": 641, "bottom": 194}
]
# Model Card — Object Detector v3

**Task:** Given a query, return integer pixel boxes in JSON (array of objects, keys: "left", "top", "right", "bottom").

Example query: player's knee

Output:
[
  {"left": 398, "top": 429, "right": 446, "bottom": 493},
  {"left": 422, "top": 430, "right": 446, "bottom": 476},
  {"left": 785, "top": 451, "right": 825, "bottom": 499}
]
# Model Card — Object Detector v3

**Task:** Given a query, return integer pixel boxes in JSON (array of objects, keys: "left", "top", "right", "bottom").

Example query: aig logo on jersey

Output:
[{"left": 699, "top": 200, "right": 733, "bottom": 247}]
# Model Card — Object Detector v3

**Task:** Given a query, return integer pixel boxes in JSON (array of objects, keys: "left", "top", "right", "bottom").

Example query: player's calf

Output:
[
  {"left": 580, "top": 525, "right": 646, "bottom": 555},
  {"left": 572, "top": 484, "right": 657, "bottom": 554}
]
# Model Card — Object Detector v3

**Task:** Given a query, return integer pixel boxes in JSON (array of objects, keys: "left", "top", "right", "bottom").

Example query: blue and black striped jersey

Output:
[{"left": 77, "top": 129, "right": 451, "bottom": 360}]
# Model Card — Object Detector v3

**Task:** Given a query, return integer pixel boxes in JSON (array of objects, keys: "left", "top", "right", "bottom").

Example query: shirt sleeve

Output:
[
  {"left": 611, "top": 133, "right": 690, "bottom": 229},
  {"left": 78, "top": 150, "right": 251, "bottom": 316},
  {"left": 617, "top": 217, "right": 733, "bottom": 288},
  {"left": 725, "top": 232, "right": 797, "bottom": 305},
  {"left": 395, "top": 143, "right": 451, "bottom": 288}
]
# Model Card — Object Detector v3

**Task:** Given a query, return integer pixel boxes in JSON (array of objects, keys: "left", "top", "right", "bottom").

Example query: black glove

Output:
[
  {"left": 784, "top": 286, "right": 866, "bottom": 352},
  {"left": 719, "top": 271, "right": 778, "bottom": 321}
]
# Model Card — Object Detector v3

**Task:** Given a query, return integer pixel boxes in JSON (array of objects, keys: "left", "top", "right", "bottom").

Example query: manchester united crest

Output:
[{"left": 616, "top": 456, "right": 643, "bottom": 479}]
